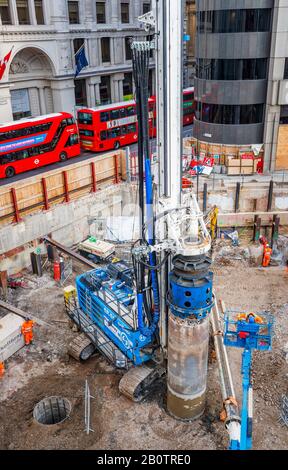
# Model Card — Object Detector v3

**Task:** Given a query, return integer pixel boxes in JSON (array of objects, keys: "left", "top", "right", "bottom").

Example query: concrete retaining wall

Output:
[{"left": 0, "top": 184, "right": 127, "bottom": 274}]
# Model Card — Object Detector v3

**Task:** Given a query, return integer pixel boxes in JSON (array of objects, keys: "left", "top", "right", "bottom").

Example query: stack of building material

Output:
[
  {"left": 79, "top": 237, "right": 115, "bottom": 262},
  {"left": 185, "top": 138, "right": 264, "bottom": 175}
]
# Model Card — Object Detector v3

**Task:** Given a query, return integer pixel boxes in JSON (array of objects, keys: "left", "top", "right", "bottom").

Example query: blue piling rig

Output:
[
  {"left": 76, "top": 267, "right": 155, "bottom": 366},
  {"left": 224, "top": 311, "right": 273, "bottom": 450},
  {"left": 75, "top": 41, "right": 161, "bottom": 369}
]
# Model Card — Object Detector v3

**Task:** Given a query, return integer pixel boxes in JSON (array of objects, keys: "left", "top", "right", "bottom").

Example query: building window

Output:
[
  {"left": 198, "top": 9, "right": 272, "bottom": 34},
  {"left": 125, "top": 37, "right": 132, "bottom": 61},
  {"left": 16, "top": 0, "right": 30, "bottom": 25},
  {"left": 0, "top": 0, "right": 12, "bottom": 25},
  {"left": 75, "top": 79, "right": 87, "bottom": 106},
  {"left": 284, "top": 59, "right": 288, "bottom": 80},
  {"left": 100, "top": 75, "right": 111, "bottom": 104},
  {"left": 101, "top": 37, "right": 110, "bottom": 63},
  {"left": 123, "top": 72, "right": 133, "bottom": 99},
  {"left": 143, "top": 2, "right": 150, "bottom": 14},
  {"left": 74, "top": 38, "right": 85, "bottom": 55},
  {"left": 68, "top": 1, "right": 80, "bottom": 24},
  {"left": 197, "top": 102, "right": 264, "bottom": 125},
  {"left": 11, "top": 89, "right": 31, "bottom": 121},
  {"left": 35, "top": 0, "right": 44, "bottom": 24},
  {"left": 196, "top": 58, "right": 268, "bottom": 81},
  {"left": 96, "top": 1, "right": 106, "bottom": 23},
  {"left": 280, "top": 106, "right": 288, "bottom": 125},
  {"left": 121, "top": 2, "right": 129, "bottom": 23}
]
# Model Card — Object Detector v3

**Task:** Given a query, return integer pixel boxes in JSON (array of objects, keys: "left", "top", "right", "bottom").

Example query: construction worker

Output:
[
  {"left": 262, "top": 244, "right": 272, "bottom": 267},
  {"left": 237, "top": 312, "right": 263, "bottom": 324},
  {"left": 0, "top": 361, "right": 4, "bottom": 378},
  {"left": 21, "top": 319, "right": 35, "bottom": 345}
]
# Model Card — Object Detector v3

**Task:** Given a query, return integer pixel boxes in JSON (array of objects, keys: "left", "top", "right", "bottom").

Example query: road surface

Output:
[{"left": 0, "top": 125, "right": 193, "bottom": 187}]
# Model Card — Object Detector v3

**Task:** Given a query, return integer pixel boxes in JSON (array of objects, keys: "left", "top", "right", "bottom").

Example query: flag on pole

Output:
[
  {"left": 74, "top": 45, "right": 89, "bottom": 78},
  {"left": 0, "top": 48, "right": 13, "bottom": 81}
]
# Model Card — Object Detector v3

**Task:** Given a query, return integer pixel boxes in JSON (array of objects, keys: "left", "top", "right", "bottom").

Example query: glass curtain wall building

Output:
[{"left": 194, "top": 0, "right": 274, "bottom": 145}]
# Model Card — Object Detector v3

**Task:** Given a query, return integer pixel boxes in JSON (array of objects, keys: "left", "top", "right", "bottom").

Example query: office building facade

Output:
[{"left": 194, "top": 0, "right": 288, "bottom": 171}]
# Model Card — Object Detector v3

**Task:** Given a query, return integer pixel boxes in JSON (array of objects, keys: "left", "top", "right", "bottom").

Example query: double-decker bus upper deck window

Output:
[
  {"left": 184, "top": 93, "right": 193, "bottom": 101},
  {"left": 119, "top": 108, "right": 126, "bottom": 118},
  {"left": 126, "top": 106, "right": 135, "bottom": 116},
  {"left": 0, "top": 121, "right": 53, "bottom": 142},
  {"left": 111, "top": 109, "right": 120, "bottom": 120},
  {"left": 78, "top": 112, "right": 93, "bottom": 124},
  {"left": 66, "top": 117, "right": 75, "bottom": 125},
  {"left": 100, "top": 111, "right": 110, "bottom": 122}
]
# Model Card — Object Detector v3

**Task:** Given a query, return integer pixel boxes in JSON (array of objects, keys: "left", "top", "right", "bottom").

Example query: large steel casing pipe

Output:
[{"left": 167, "top": 313, "right": 209, "bottom": 420}]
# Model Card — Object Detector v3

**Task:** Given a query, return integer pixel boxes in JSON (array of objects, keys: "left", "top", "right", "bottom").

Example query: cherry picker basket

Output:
[{"left": 223, "top": 310, "right": 273, "bottom": 351}]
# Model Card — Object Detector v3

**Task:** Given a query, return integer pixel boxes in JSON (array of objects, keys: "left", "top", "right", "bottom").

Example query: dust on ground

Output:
[{"left": 0, "top": 237, "right": 287, "bottom": 450}]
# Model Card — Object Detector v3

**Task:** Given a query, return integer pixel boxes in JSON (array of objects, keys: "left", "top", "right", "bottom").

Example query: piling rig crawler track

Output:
[{"left": 64, "top": 284, "right": 166, "bottom": 401}]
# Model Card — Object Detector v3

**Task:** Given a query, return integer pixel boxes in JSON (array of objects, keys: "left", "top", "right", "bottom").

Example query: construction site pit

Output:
[{"left": 33, "top": 397, "right": 71, "bottom": 426}]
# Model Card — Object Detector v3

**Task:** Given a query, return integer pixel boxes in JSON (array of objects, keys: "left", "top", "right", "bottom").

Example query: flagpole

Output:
[{"left": 74, "top": 43, "right": 85, "bottom": 57}]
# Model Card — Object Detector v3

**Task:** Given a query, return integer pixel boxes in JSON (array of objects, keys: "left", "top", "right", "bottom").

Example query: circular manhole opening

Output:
[{"left": 33, "top": 396, "right": 71, "bottom": 426}]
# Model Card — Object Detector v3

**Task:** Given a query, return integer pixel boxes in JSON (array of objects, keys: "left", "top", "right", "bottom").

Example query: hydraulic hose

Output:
[{"left": 132, "top": 40, "right": 161, "bottom": 338}]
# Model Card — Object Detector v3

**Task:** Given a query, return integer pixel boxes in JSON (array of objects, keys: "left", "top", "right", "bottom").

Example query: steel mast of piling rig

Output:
[{"left": 136, "top": 0, "right": 214, "bottom": 421}]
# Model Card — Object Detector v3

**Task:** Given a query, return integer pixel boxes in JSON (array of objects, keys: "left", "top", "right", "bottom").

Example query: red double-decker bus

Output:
[
  {"left": 78, "top": 88, "right": 194, "bottom": 153},
  {"left": 0, "top": 112, "right": 80, "bottom": 178},
  {"left": 78, "top": 98, "right": 156, "bottom": 153}
]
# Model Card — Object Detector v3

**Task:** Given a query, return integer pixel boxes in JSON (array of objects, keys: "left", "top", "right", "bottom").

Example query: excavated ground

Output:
[{"left": 0, "top": 236, "right": 287, "bottom": 450}]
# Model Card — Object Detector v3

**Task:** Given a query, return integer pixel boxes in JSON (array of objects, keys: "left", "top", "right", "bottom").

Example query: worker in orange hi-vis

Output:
[
  {"left": 0, "top": 361, "right": 4, "bottom": 378},
  {"left": 21, "top": 319, "right": 35, "bottom": 345},
  {"left": 262, "top": 244, "right": 273, "bottom": 268}
]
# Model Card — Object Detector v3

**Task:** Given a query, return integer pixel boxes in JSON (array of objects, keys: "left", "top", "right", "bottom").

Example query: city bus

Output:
[
  {"left": 78, "top": 87, "right": 194, "bottom": 152},
  {"left": 78, "top": 98, "right": 156, "bottom": 153},
  {"left": 0, "top": 112, "right": 80, "bottom": 178}
]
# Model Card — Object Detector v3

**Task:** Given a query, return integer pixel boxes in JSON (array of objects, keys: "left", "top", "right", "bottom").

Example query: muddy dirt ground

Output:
[{"left": 0, "top": 236, "right": 287, "bottom": 450}]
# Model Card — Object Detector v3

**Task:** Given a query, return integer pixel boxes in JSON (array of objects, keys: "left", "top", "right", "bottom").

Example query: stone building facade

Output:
[{"left": 0, "top": 0, "right": 155, "bottom": 122}]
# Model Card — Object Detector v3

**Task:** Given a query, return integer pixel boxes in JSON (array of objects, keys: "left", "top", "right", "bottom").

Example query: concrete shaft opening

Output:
[{"left": 33, "top": 397, "right": 71, "bottom": 425}]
